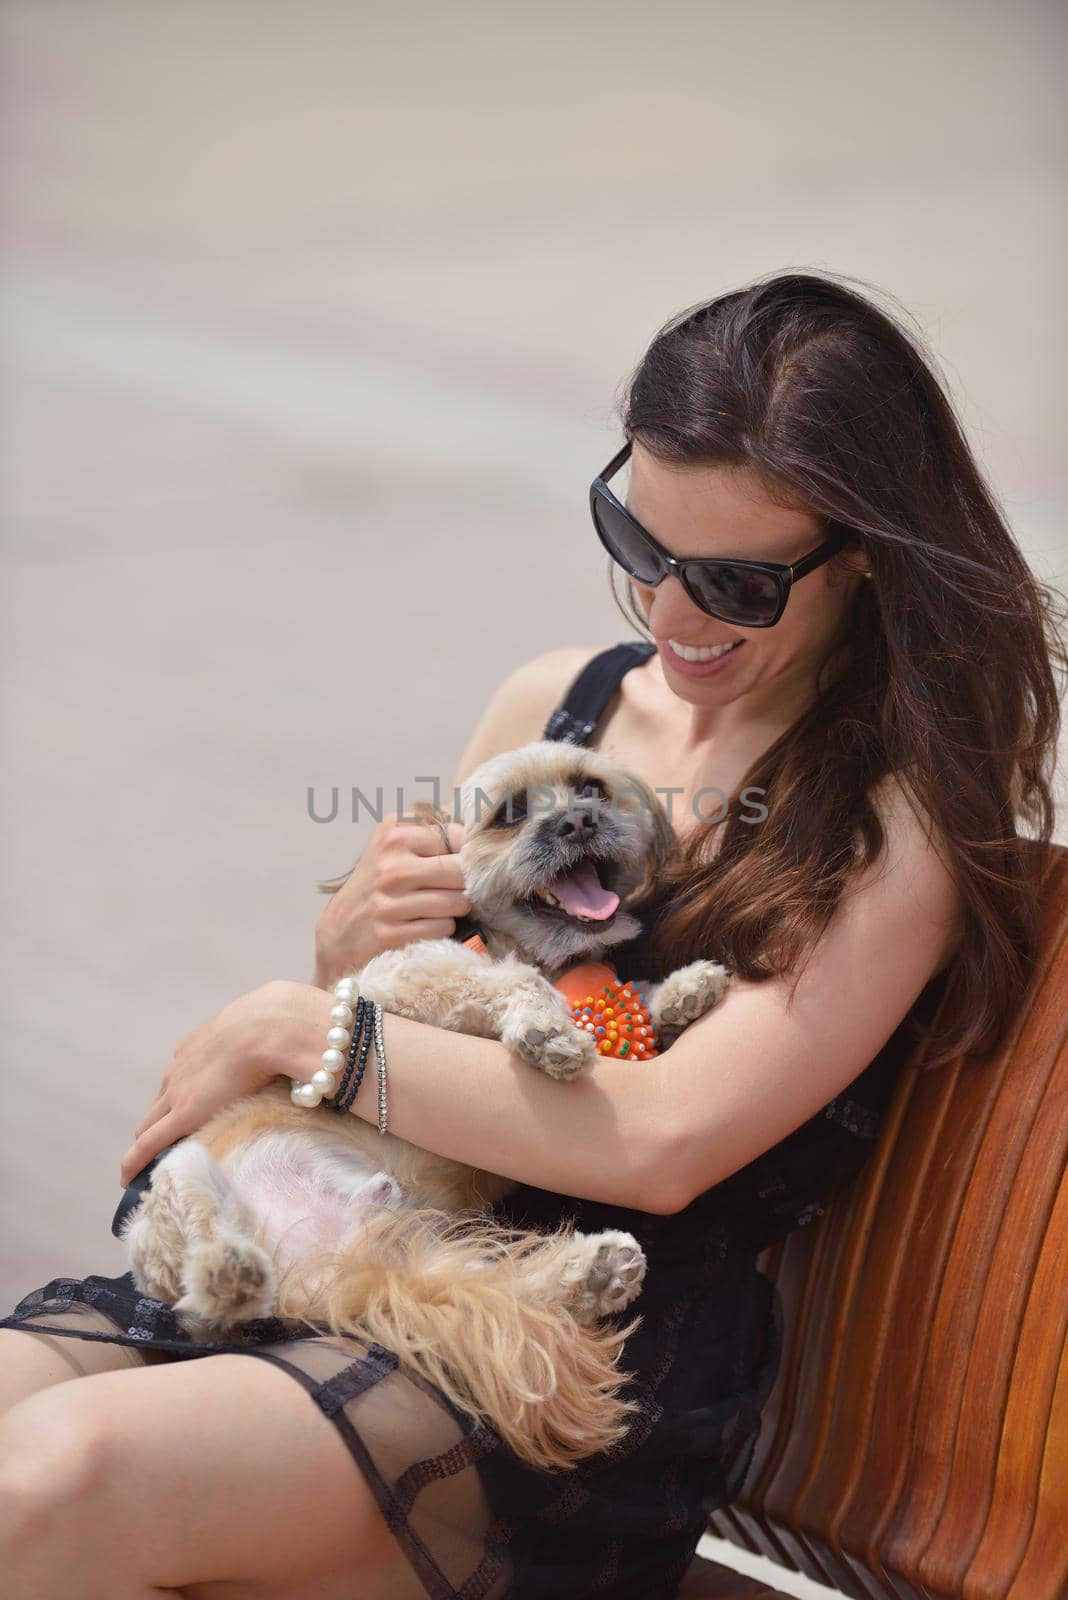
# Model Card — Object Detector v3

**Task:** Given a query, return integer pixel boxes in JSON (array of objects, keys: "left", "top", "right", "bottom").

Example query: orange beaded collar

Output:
[{"left": 458, "top": 932, "right": 659, "bottom": 1059}]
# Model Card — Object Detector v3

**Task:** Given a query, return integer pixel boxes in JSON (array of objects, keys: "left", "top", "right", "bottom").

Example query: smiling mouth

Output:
[{"left": 526, "top": 858, "right": 622, "bottom": 924}]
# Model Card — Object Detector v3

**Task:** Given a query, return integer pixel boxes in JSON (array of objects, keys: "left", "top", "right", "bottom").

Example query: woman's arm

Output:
[
  {"left": 336, "top": 774, "right": 963, "bottom": 1214},
  {"left": 641, "top": 773, "right": 964, "bottom": 1211},
  {"left": 121, "top": 777, "right": 960, "bottom": 1206},
  {"left": 344, "top": 1012, "right": 676, "bottom": 1210}
]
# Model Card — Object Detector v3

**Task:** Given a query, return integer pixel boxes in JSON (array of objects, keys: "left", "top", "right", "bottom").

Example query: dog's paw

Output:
[
  {"left": 505, "top": 1005, "right": 598, "bottom": 1080},
  {"left": 174, "top": 1237, "right": 275, "bottom": 1331},
  {"left": 572, "top": 1230, "right": 647, "bottom": 1324},
  {"left": 650, "top": 960, "right": 730, "bottom": 1032}
]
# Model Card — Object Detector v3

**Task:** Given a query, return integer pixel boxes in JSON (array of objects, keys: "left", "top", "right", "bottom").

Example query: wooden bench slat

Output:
[{"left": 690, "top": 844, "right": 1067, "bottom": 1600}]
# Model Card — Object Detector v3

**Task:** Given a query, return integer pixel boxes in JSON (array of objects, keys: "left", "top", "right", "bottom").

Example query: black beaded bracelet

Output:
[
  {"left": 328, "top": 997, "right": 368, "bottom": 1112},
  {"left": 335, "top": 1005, "right": 375, "bottom": 1114}
]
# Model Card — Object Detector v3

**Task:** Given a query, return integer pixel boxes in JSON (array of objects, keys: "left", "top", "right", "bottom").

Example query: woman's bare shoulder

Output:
[
  {"left": 866, "top": 768, "right": 965, "bottom": 972},
  {"left": 869, "top": 769, "right": 952, "bottom": 864},
  {"left": 451, "top": 645, "right": 603, "bottom": 788}
]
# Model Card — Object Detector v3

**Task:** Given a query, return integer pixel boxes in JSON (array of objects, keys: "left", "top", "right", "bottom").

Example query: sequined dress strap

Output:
[{"left": 542, "top": 640, "right": 656, "bottom": 745}]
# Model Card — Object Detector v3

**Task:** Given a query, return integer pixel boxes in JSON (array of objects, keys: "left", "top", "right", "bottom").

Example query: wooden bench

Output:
[{"left": 677, "top": 841, "right": 1067, "bottom": 1600}]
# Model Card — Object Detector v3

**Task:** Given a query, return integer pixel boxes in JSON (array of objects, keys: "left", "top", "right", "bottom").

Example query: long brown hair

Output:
[{"left": 613, "top": 270, "right": 1066, "bottom": 1069}]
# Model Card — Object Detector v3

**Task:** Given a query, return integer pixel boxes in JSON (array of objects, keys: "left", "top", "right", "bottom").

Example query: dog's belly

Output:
[{"left": 220, "top": 1128, "right": 401, "bottom": 1274}]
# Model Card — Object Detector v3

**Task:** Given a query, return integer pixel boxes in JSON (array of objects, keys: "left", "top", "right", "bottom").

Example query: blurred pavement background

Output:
[{"left": 1, "top": 5, "right": 1065, "bottom": 1590}]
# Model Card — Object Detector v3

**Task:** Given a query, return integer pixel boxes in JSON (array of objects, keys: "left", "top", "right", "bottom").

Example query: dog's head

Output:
[{"left": 457, "top": 741, "right": 674, "bottom": 969}]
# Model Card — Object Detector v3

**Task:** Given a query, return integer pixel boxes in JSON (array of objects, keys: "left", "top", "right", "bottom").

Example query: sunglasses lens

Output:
[
  {"left": 684, "top": 562, "right": 782, "bottom": 625},
  {"left": 592, "top": 496, "right": 663, "bottom": 585}
]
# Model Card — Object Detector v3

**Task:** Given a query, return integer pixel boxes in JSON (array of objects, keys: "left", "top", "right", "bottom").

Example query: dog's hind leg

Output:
[
  {"left": 122, "top": 1140, "right": 276, "bottom": 1333},
  {"left": 492, "top": 1227, "right": 648, "bottom": 1328}
]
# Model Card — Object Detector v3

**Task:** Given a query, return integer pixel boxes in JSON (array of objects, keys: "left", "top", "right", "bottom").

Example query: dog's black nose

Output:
[{"left": 555, "top": 811, "right": 598, "bottom": 840}]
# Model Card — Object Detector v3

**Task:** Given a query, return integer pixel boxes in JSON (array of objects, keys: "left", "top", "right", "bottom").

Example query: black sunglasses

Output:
[{"left": 590, "top": 441, "right": 853, "bottom": 628}]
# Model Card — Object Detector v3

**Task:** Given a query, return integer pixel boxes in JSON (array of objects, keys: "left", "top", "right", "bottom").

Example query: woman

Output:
[{"left": 0, "top": 270, "right": 1063, "bottom": 1599}]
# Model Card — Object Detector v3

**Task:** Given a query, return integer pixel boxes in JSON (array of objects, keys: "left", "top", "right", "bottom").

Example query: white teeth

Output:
[{"left": 668, "top": 638, "right": 740, "bottom": 662}]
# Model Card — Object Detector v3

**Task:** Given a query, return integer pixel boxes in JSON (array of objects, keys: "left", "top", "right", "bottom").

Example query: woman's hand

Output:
[
  {"left": 119, "top": 980, "right": 334, "bottom": 1187},
  {"left": 313, "top": 813, "right": 470, "bottom": 989}
]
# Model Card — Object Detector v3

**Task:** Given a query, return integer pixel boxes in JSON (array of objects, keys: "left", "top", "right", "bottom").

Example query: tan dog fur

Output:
[{"left": 122, "top": 741, "right": 729, "bottom": 1470}]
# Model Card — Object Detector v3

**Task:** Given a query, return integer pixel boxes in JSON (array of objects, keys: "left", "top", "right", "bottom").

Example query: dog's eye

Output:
[
  {"left": 572, "top": 777, "right": 608, "bottom": 802},
  {"left": 489, "top": 791, "right": 528, "bottom": 828}
]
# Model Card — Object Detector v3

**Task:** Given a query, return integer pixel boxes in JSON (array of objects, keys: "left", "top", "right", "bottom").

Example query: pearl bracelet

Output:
[
  {"left": 290, "top": 976, "right": 362, "bottom": 1109},
  {"left": 290, "top": 976, "right": 389, "bottom": 1135}
]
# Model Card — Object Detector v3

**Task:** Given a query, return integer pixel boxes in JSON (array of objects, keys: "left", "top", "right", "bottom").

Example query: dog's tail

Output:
[{"left": 273, "top": 1204, "right": 644, "bottom": 1473}]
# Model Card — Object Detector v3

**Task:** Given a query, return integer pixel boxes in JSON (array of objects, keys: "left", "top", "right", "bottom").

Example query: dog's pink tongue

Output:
[{"left": 548, "top": 861, "right": 619, "bottom": 920}]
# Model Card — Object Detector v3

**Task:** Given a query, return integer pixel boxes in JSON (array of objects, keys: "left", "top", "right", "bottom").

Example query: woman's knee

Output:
[
  {"left": 3, "top": 1349, "right": 411, "bottom": 1596},
  {"left": 0, "top": 1383, "right": 108, "bottom": 1559}
]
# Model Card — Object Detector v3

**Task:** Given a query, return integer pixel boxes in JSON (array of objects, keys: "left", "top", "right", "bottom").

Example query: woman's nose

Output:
[{"left": 640, "top": 574, "right": 706, "bottom": 632}]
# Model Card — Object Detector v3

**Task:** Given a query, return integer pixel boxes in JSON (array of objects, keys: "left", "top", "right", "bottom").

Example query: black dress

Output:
[{"left": 0, "top": 639, "right": 948, "bottom": 1600}]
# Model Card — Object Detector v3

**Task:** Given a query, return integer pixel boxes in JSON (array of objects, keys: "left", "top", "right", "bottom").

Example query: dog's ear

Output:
[{"left": 614, "top": 772, "right": 675, "bottom": 907}]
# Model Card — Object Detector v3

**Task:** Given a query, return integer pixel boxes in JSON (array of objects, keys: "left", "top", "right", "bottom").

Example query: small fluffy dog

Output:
[{"left": 122, "top": 740, "right": 729, "bottom": 1470}]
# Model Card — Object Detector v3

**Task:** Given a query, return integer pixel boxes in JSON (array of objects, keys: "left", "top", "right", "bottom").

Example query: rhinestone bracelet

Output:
[{"left": 373, "top": 1001, "right": 389, "bottom": 1136}]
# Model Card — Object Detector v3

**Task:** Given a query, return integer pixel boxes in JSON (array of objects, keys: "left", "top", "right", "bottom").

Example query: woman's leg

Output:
[
  {"left": 0, "top": 1348, "right": 430, "bottom": 1600},
  {"left": 0, "top": 1326, "right": 164, "bottom": 1415}
]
